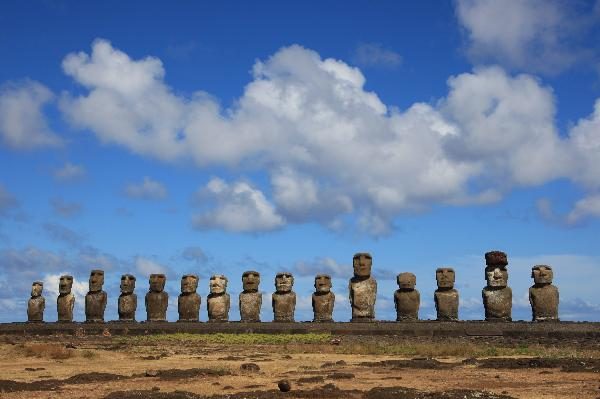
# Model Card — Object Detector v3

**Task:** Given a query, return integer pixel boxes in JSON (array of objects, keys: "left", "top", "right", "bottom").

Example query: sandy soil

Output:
[{"left": 0, "top": 337, "right": 598, "bottom": 399}]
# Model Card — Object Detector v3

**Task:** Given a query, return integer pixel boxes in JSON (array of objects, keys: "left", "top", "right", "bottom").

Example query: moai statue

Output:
[
  {"left": 27, "top": 281, "right": 45, "bottom": 322},
  {"left": 272, "top": 272, "right": 296, "bottom": 322},
  {"left": 145, "top": 274, "right": 168, "bottom": 322},
  {"left": 85, "top": 270, "right": 107, "bottom": 322},
  {"left": 434, "top": 267, "right": 459, "bottom": 321},
  {"left": 349, "top": 253, "right": 377, "bottom": 321},
  {"left": 394, "top": 272, "right": 420, "bottom": 321},
  {"left": 178, "top": 274, "right": 201, "bottom": 322},
  {"left": 57, "top": 275, "right": 75, "bottom": 322},
  {"left": 118, "top": 274, "right": 137, "bottom": 321},
  {"left": 239, "top": 271, "right": 262, "bottom": 322},
  {"left": 312, "top": 274, "right": 335, "bottom": 322},
  {"left": 207, "top": 274, "right": 230, "bottom": 322},
  {"left": 529, "top": 265, "right": 559, "bottom": 322},
  {"left": 482, "top": 250, "right": 512, "bottom": 321}
]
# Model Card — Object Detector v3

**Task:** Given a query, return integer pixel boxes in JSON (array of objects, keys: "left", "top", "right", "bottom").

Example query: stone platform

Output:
[{"left": 1, "top": 321, "right": 599, "bottom": 338}]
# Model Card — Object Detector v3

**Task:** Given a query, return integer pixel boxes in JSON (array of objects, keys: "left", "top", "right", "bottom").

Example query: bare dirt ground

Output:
[{"left": 0, "top": 334, "right": 598, "bottom": 399}]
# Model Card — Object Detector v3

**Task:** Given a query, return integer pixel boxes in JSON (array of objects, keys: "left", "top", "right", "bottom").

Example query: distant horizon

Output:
[{"left": 1, "top": 1, "right": 599, "bottom": 323}]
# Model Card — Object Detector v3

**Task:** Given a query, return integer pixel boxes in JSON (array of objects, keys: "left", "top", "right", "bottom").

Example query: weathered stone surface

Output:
[
  {"left": 312, "top": 274, "right": 335, "bottom": 322},
  {"left": 435, "top": 268, "right": 459, "bottom": 321},
  {"left": 178, "top": 274, "right": 200, "bottom": 322},
  {"left": 118, "top": 274, "right": 137, "bottom": 321},
  {"left": 349, "top": 253, "right": 377, "bottom": 321},
  {"left": 27, "top": 281, "right": 45, "bottom": 322},
  {"left": 207, "top": 275, "right": 230, "bottom": 322},
  {"left": 85, "top": 270, "right": 107, "bottom": 322},
  {"left": 239, "top": 271, "right": 262, "bottom": 322},
  {"left": 57, "top": 275, "right": 75, "bottom": 322},
  {"left": 529, "top": 265, "right": 559, "bottom": 322},
  {"left": 272, "top": 272, "right": 296, "bottom": 322},
  {"left": 483, "top": 251, "right": 512, "bottom": 322},
  {"left": 394, "top": 272, "right": 420, "bottom": 321},
  {"left": 145, "top": 274, "right": 168, "bottom": 322}
]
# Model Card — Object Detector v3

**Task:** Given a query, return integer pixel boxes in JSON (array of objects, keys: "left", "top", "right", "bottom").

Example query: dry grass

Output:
[{"left": 16, "top": 343, "right": 74, "bottom": 360}]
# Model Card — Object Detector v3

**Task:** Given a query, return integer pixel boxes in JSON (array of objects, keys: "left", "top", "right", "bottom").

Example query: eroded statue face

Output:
[
  {"left": 242, "top": 271, "right": 260, "bottom": 292},
  {"left": 397, "top": 272, "right": 416, "bottom": 290},
  {"left": 181, "top": 274, "right": 199, "bottom": 294},
  {"left": 31, "top": 282, "right": 43, "bottom": 297},
  {"left": 275, "top": 272, "right": 294, "bottom": 293},
  {"left": 314, "top": 274, "right": 332, "bottom": 293},
  {"left": 436, "top": 268, "right": 455, "bottom": 289},
  {"left": 485, "top": 266, "right": 508, "bottom": 288},
  {"left": 149, "top": 274, "right": 166, "bottom": 292},
  {"left": 353, "top": 253, "right": 372, "bottom": 278},
  {"left": 532, "top": 265, "right": 553, "bottom": 285},
  {"left": 59, "top": 275, "right": 73, "bottom": 295},
  {"left": 210, "top": 274, "right": 227, "bottom": 294},
  {"left": 120, "top": 274, "right": 136, "bottom": 294},
  {"left": 89, "top": 270, "right": 105, "bottom": 292}
]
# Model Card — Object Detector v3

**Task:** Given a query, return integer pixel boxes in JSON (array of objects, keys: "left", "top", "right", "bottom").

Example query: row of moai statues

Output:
[{"left": 26, "top": 251, "right": 559, "bottom": 323}]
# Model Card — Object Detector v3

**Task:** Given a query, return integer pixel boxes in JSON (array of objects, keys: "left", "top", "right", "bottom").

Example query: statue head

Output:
[
  {"left": 181, "top": 274, "right": 199, "bottom": 294},
  {"left": 485, "top": 265, "right": 508, "bottom": 288},
  {"left": 314, "top": 274, "right": 332, "bottom": 293},
  {"left": 531, "top": 265, "right": 553, "bottom": 285},
  {"left": 242, "top": 270, "right": 260, "bottom": 292},
  {"left": 209, "top": 274, "right": 228, "bottom": 295},
  {"left": 59, "top": 275, "right": 73, "bottom": 295},
  {"left": 397, "top": 272, "right": 416, "bottom": 290},
  {"left": 436, "top": 267, "right": 455, "bottom": 289},
  {"left": 88, "top": 269, "right": 105, "bottom": 292},
  {"left": 352, "top": 253, "right": 372, "bottom": 278},
  {"left": 120, "top": 274, "right": 136, "bottom": 294},
  {"left": 31, "top": 281, "right": 43, "bottom": 298},
  {"left": 275, "top": 272, "right": 294, "bottom": 293},
  {"left": 149, "top": 274, "right": 166, "bottom": 293}
]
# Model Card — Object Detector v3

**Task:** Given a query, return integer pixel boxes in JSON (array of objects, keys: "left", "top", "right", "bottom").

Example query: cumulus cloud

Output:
[
  {"left": 455, "top": 0, "right": 599, "bottom": 74},
  {"left": 53, "top": 162, "right": 86, "bottom": 181},
  {"left": 181, "top": 246, "right": 208, "bottom": 264},
  {"left": 55, "top": 40, "right": 600, "bottom": 233},
  {"left": 294, "top": 257, "right": 350, "bottom": 278},
  {"left": 124, "top": 176, "right": 167, "bottom": 200},
  {"left": 135, "top": 256, "right": 168, "bottom": 275},
  {"left": 0, "top": 80, "right": 62, "bottom": 149},
  {"left": 353, "top": 42, "right": 402, "bottom": 68},
  {"left": 193, "top": 178, "right": 284, "bottom": 233},
  {"left": 50, "top": 198, "right": 83, "bottom": 218},
  {"left": 43, "top": 222, "right": 85, "bottom": 247}
]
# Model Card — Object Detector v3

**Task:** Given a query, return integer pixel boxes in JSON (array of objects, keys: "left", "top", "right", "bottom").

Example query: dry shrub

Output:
[{"left": 19, "top": 343, "right": 73, "bottom": 360}]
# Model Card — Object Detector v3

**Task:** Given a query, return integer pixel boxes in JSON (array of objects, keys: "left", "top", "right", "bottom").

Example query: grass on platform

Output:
[{"left": 116, "top": 332, "right": 332, "bottom": 345}]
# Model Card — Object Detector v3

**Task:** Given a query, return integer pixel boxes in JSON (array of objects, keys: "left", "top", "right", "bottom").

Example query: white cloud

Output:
[
  {"left": 135, "top": 256, "right": 168, "bottom": 276},
  {"left": 353, "top": 42, "right": 402, "bottom": 68},
  {"left": 50, "top": 197, "right": 83, "bottom": 218},
  {"left": 53, "top": 162, "right": 86, "bottom": 181},
  {"left": 0, "top": 80, "right": 62, "bottom": 149},
  {"left": 125, "top": 176, "right": 167, "bottom": 200},
  {"left": 566, "top": 195, "right": 600, "bottom": 224},
  {"left": 193, "top": 178, "right": 284, "bottom": 233},
  {"left": 55, "top": 40, "right": 600, "bottom": 232},
  {"left": 455, "top": 0, "right": 597, "bottom": 74},
  {"left": 293, "top": 257, "right": 349, "bottom": 278}
]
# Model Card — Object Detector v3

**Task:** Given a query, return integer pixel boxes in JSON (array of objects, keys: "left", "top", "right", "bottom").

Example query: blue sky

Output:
[{"left": 1, "top": 0, "right": 600, "bottom": 323}]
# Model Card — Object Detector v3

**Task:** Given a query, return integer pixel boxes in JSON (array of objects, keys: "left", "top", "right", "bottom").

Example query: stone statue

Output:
[
  {"left": 529, "top": 265, "right": 559, "bottom": 322},
  {"left": 178, "top": 274, "right": 201, "bottom": 322},
  {"left": 394, "top": 272, "right": 420, "bottom": 321},
  {"left": 27, "top": 281, "right": 45, "bottom": 322},
  {"left": 118, "top": 274, "right": 137, "bottom": 321},
  {"left": 57, "top": 275, "right": 75, "bottom": 322},
  {"left": 207, "top": 274, "right": 230, "bottom": 322},
  {"left": 239, "top": 270, "right": 262, "bottom": 322},
  {"left": 85, "top": 269, "right": 107, "bottom": 322},
  {"left": 312, "top": 274, "right": 335, "bottom": 322},
  {"left": 349, "top": 253, "right": 377, "bottom": 321},
  {"left": 145, "top": 274, "right": 168, "bottom": 322},
  {"left": 272, "top": 272, "right": 296, "bottom": 322},
  {"left": 434, "top": 267, "right": 459, "bottom": 321},
  {"left": 482, "top": 251, "right": 512, "bottom": 321}
]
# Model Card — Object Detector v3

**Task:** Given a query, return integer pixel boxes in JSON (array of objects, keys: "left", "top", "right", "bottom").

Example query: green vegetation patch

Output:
[{"left": 116, "top": 332, "right": 331, "bottom": 345}]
